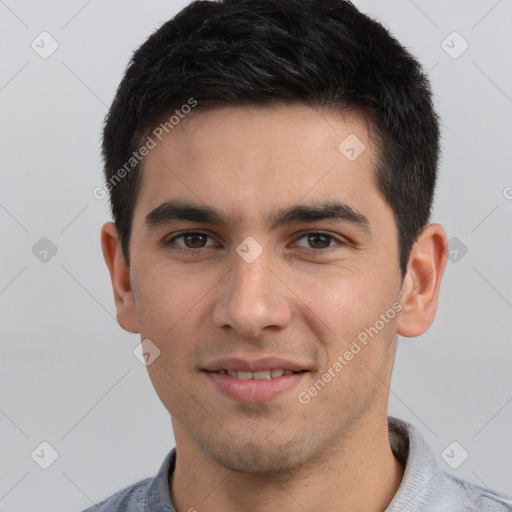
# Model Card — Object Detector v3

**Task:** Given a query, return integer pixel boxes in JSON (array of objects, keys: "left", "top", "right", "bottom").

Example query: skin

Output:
[{"left": 102, "top": 105, "right": 448, "bottom": 512}]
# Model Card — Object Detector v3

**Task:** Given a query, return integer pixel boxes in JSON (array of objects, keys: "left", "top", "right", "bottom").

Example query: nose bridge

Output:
[
  {"left": 212, "top": 241, "right": 291, "bottom": 337},
  {"left": 233, "top": 242, "right": 273, "bottom": 296}
]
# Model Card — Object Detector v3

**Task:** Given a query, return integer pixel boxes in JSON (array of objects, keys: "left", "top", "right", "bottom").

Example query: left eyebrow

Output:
[
  {"left": 144, "top": 199, "right": 371, "bottom": 235},
  {"left": 267, "top": 202, "right": 371, "bottom": 234}
]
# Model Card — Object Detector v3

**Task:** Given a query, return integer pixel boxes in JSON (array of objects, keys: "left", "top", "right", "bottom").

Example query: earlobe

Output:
[
  {"left": 396, "top": 223, "right": 448, "bottom": 338},
  {"left": 101, "top": 222, "right": 140, "bottom": 334}
]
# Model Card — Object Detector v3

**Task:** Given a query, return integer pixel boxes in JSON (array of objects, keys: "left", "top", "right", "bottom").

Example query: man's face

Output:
[{"left": 127, "top": 105, "right": 404, "bottom": 473}]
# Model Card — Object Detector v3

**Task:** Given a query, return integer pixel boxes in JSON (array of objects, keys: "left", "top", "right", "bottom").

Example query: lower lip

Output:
[{"left": 204, "top": 371, "right": 306, "bottom": 403}]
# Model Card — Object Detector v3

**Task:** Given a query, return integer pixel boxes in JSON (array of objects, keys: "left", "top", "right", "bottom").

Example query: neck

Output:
[{"left": 170, "top": 414, "right": 405, "bottom": 512}]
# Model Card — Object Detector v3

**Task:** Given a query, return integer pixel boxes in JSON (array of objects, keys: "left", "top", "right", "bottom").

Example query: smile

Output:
[{"left": 213, "top": 369, "right": 300, "bottom": 379}]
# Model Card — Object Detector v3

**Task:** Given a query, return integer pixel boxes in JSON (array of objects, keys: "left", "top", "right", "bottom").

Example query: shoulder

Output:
[
  {"left": 81, "top": 477, "right": 153, "bottom": 512},
  {"left": 444, "top": 473, "right": 512, "bottom": 511},
  {"left": 81, "top": 449, "right": 176, "bottom": 512},
  {"left": 387, "top": 417, "right": 512, "bottom": 512}
]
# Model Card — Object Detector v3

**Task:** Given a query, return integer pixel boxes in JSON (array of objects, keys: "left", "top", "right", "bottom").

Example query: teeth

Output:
[
  {"left": 220, "top": 369, "right": 296, "bottom": 379},
  {"left": 253, "top": 370, "right": 272, "bottom": 380}
]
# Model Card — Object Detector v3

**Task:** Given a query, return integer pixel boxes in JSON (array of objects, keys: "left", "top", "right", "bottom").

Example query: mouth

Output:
[
  {"left": 203, "top": 358, "right": 309, "bottom": 403},
  {"left": 207, "top": 369, "right": 303, "bottom": 380}
]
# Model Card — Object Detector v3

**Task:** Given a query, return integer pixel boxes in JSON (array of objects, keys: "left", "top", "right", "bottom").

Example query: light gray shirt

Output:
[{"left": 83, "top": 416, "right": 512, "bottom": 511}]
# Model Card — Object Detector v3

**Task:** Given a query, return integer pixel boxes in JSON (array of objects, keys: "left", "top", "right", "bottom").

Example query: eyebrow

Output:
[{"left": 144, "top": 200, "right": 371, "bottom": 234}]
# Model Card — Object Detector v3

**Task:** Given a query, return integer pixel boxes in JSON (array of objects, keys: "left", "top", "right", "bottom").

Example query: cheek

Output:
[
  {"left": 145, "top": 357, "right": 201, "bottom": 430},
  {"left": 132, "top": 260, "right": 212, "bottom": 337},
  {"left": 131, "top": 263, "right": 208, "bottom": 405},
  {"left": 292, "top": 269, "right": 394, "bottom": 337},
  {"left": 133, "top": 265, "right": 205, "bottom": 416},
  {"left": 291, "top": 266, "right": 400, "bottom": 384}
]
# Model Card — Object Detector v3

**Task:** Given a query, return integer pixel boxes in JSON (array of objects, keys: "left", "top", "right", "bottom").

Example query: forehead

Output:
[{"left": 132, "top": 105, "right": 389, "bottom": 230}]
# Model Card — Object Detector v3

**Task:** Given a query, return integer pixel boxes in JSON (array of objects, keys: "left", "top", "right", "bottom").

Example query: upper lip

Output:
[{"left": 203, "top": 357, "right": 309, "bottom": 373}]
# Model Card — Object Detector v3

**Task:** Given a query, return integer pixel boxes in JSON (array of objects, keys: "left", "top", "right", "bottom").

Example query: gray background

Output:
[{"left": 1, "top": 1, "right": 511, "bottom": 510}]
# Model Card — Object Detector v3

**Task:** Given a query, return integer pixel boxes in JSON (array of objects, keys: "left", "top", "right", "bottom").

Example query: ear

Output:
[
  {"left": 101, "top": 222, "right": 140, "bottom": 333},
  {"left": 396, "top": 223, "right": 448, "bottom": 338}
]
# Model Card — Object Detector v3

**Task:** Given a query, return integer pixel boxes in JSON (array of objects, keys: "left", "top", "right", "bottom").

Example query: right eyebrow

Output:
[{"left": 145, "top": 201, "right": 226, "bottom": 229}]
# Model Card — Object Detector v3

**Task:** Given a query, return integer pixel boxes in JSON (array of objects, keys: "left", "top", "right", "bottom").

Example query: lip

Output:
[
  {"left": 203, "top": 357, "right": 310, "bottom": 403},
  {"left": 204, "top": 370, "right": 307, "bottom": 403}
]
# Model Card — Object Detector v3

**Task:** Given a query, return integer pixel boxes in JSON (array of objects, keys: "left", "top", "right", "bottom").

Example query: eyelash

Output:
[{"left": 165, "top": 230, "right": 347, "bottom": 254}]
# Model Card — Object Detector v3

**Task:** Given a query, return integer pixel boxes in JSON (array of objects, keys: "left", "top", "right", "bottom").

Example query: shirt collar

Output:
[{"left": 386, "top": 415, "right": 445, "bottom": 511}]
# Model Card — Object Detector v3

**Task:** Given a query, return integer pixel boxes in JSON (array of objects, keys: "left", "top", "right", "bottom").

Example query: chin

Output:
[
  {"left": 211, "top": 443, "right": 301, "bottom": 474},
  {"left": 195, "top": 432, "right": 327, "bottom": 476}
]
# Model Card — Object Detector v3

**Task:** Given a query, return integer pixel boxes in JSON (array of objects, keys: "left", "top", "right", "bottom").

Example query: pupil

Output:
[
  {"left": 185, "top": 234, "right": 205, "bottom": 248},
  {"left": 308, "top": 234, "right": 330, "bottom": 249}
]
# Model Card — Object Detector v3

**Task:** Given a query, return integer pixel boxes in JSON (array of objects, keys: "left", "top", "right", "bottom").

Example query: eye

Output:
[
  {"left": 166, "top": 231, "right": 217, "bottom": 250},
  {"left": 164, "top": 230, "right": 347, "bottom": 254},
  {"left": 293, "top": 231, "right": 346, "bottom": 251}
]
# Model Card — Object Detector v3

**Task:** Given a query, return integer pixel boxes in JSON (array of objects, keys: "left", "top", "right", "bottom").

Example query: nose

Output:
[{"left": 211, "top": 244, "right": 293, "bottom": 338}]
